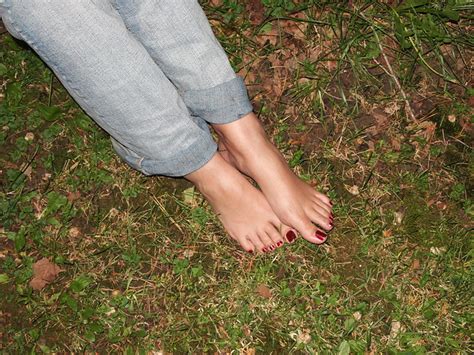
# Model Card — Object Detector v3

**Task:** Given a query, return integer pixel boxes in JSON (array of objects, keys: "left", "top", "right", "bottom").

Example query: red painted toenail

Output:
[
  {"left": 276, "top": 241, "right": 283, "bottom": 247},
  {"left": 315, "top": 230, "right": 326, "bottom": 241},
  {"left": 269, "top": 245, "right": 275, "bottom": 251},
  {"left": 286, "top": 230, "right": 297, "bottom": 243},
  {"left": 262, "top": 247, "right": 268, "bottom": 253},
  {"left": 329, "top": 221, "right": 334, "bottom": 228},
  {"left": 329, "top": 200, "right": 333, "bottom": 205},
  {"left": 248, "top": 250, "right": 253, "bottom": 254}
]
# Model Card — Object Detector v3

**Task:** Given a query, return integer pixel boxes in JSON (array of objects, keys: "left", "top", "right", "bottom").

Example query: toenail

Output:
[
  {"left": 269, "top": 245, "right": 275, "bottom": 251},
  {"left": 329, "top": 221, "right": 334, "bottom": 228},
  {"left": 262, "top": 247, "right": 268, "bottom": 253},
  {"left": 286, "top": 230, "right": 297, "bottom": 243},
  {"left": 315, "top": 230, "right": 326, "bottom": 241},
  {"left": 248, "top": 249, "right": 253, "bottom": 254},
  {"left": 329, "top": 200, "right": 333, "bottom": 205},
  {"left": 276, "top": 241, "right": 283, "bottom": 247}
]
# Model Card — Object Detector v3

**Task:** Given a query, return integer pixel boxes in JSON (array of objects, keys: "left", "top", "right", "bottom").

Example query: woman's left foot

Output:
[{"left": 213, "top": 113, "right": 333, "bottom": 244}]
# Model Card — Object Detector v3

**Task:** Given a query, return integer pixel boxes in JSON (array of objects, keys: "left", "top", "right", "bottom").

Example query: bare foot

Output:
[
  {"left": 186, "top": 152, "right": 295, "bottom": 253},
  {"left": 213, "top": 113, "right": 333, "bottom": 244}
]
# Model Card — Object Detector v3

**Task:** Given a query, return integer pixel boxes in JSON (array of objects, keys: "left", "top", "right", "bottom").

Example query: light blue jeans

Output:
[{"left": 1, "top": 0, "right": 253, "bottom": 176}]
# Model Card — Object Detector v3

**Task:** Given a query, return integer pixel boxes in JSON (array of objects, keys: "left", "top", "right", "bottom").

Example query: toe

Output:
[
  {"left": 290, "top": 216, "right": 318, "bottom": 243},
  {"left": 314, "top": 192, "right": 332, "bottom": 208},
  {"left": 312, "top": 229, "right": 328, "bottom": 244},
  {"left": 313, "top": 198, "right": 332, "bottom": 216},
  {"left": 238, "top": 236, "right": 256, "bottom": 254},
  {"left": 281, "top": 225, "right": 298, "bottom": 243},
  {"left": 247, "top": 234, "right": 265, "bottom": 253},
  {"left": 307, "top": 208, "right": 333, "bottom": 231},
  {"left": 266, "top": 226, "right": 284, "bottom": 248},
  {"left": 258, "top": 231, "right": 276, "bottom": 252},
  {"left": 290, "top": 214, "right": 329, "bottom": 245}
]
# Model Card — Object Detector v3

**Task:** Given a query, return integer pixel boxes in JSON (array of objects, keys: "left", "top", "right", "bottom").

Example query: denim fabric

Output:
[{"left": 2, "top": 0, "right": 253, "bottom": 176}]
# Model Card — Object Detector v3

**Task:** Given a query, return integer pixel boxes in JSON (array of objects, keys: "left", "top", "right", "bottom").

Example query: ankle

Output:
[
  {"left": 213, "top": 113, "right": 268, "bottom": 153},
  {"left": 185, "top": 152, "right": 238, "bottom": 196},
  {"left": 185, "top": 152, "right": 220, "bottom": 187}
]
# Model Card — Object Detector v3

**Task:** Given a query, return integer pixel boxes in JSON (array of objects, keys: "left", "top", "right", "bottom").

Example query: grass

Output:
[{"left": 1, "top": 0, "right": 473, "bottom": 353}]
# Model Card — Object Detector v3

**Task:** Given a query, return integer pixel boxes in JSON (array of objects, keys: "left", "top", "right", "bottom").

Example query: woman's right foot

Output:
[
  {"left": 186, "top": 152, "right": 295, "bottom": 253},
  {"left": 213, "top": 113, "right": 333, "bottom": 245}
]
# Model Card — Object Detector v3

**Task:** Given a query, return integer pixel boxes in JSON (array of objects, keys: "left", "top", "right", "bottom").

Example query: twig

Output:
[{"left": 371, "top": 27, "right": 417, "bottom": 122}]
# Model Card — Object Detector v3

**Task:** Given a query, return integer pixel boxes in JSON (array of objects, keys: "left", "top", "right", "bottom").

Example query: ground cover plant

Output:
[{"left": 0, "top": 0, "right": 472, "bottom": 353}]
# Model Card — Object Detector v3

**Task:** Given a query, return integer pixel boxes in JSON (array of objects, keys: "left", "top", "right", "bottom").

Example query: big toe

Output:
[
  {"left": 281, "top": 225, "right": 298, "bottom": 244},
  {"left": 292, "top": 217, "right": 328, "bottom": 245}
]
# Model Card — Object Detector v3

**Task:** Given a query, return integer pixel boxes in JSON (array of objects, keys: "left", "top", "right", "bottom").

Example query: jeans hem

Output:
[
  {"left": 112, "top": 135, "right": 218, "bottom": 177},
  {"left": 180, "top": 76, "right": 254, "bottom": 125}
]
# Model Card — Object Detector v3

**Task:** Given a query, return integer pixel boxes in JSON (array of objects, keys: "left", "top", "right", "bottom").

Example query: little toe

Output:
[{"left": 238, "top": 236, "right": 256, "bottom": 254}]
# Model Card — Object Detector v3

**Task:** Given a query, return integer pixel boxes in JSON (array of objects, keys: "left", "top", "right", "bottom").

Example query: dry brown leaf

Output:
[
  {"left": 29, "top": 258, "right": 63, "bottom": 291},
  {"left": 255, "top": 27, "right": 279, "bottom": 46},
  {"left": 246, "top": 0, "right": 265, "bottom": 25},
  {"left": 240, "top": 348, "right": 256, "bottom": 355},
  {"left": 411, "top": 259, "right": 420, "bottom": 271},
  {"left": 66, "top": 191, "right": 81, "bottom": 202},
  {"left": 256, "top": 284, "right": 272, "bottom": 298},
  {"left": 68, "top": 227, "right": 81, "bottom": 238}
]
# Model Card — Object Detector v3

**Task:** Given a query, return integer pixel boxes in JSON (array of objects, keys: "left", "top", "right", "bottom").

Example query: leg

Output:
[
  {"left": 112, "top": 0, "right": 333, "bottom": 244},
  {"left": 3, "top": 0, "right": 215, "bottom": 177},
  {"left": 3, "top": 0, "right": 285, "bottom": 252},
  {"left": 111, "top": 0, "right": 253, "bottom": 124}
]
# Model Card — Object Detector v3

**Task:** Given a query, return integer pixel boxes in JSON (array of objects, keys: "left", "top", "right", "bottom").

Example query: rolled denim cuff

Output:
[
  {"left": 180, "top": 76, "right": 254, "bottom": 124},
  {"left": 111, "top": 133, "right": 218, "bottom": 177}
]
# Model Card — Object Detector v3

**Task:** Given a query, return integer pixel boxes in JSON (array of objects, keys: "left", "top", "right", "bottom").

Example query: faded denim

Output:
[{"left": 1, "top": 0, "right": 253, "bottom": 176}]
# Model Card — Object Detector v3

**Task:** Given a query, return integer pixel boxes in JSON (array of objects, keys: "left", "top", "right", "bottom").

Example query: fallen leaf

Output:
[
  {"left": 182, "top": 186, "right": 197, "bottom": 206},
  {"left": 29, "top": 258, "right": 63, "bottom": 291},
  {"left": 383, "top": 229, "right": 392, "bottom": 238},
  {"left": 389, "top": 320, "right": 402, "bottom": 339},
  {"left": 411, "top": 259, "right": 420, "bottom": 271},
  {"left": 394, "top": 211, "right": 404, "bottom": 225},
  {"left": 297, "top": 329, "right": 311, "bottom": 344},
  {"left": 246, "top": 0, "right": 265, "bottom": 25},
  {"left": 256, "top": 284, "right": 272, "bottom": 298},
  {"left": 348, "top": 185, "right": 360, "bottom": 195},
  {"left": 182, "top": 249, "right": 195, "bottom": 258},
  {"left": 68, "top": 227, "right": 81, "bottom": 238},
  {"left": 243, "top": 325, "right": 252, "bottom": 337},
  {"left": 66, "top": 191, "right": 81, "bottom": 202}
]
